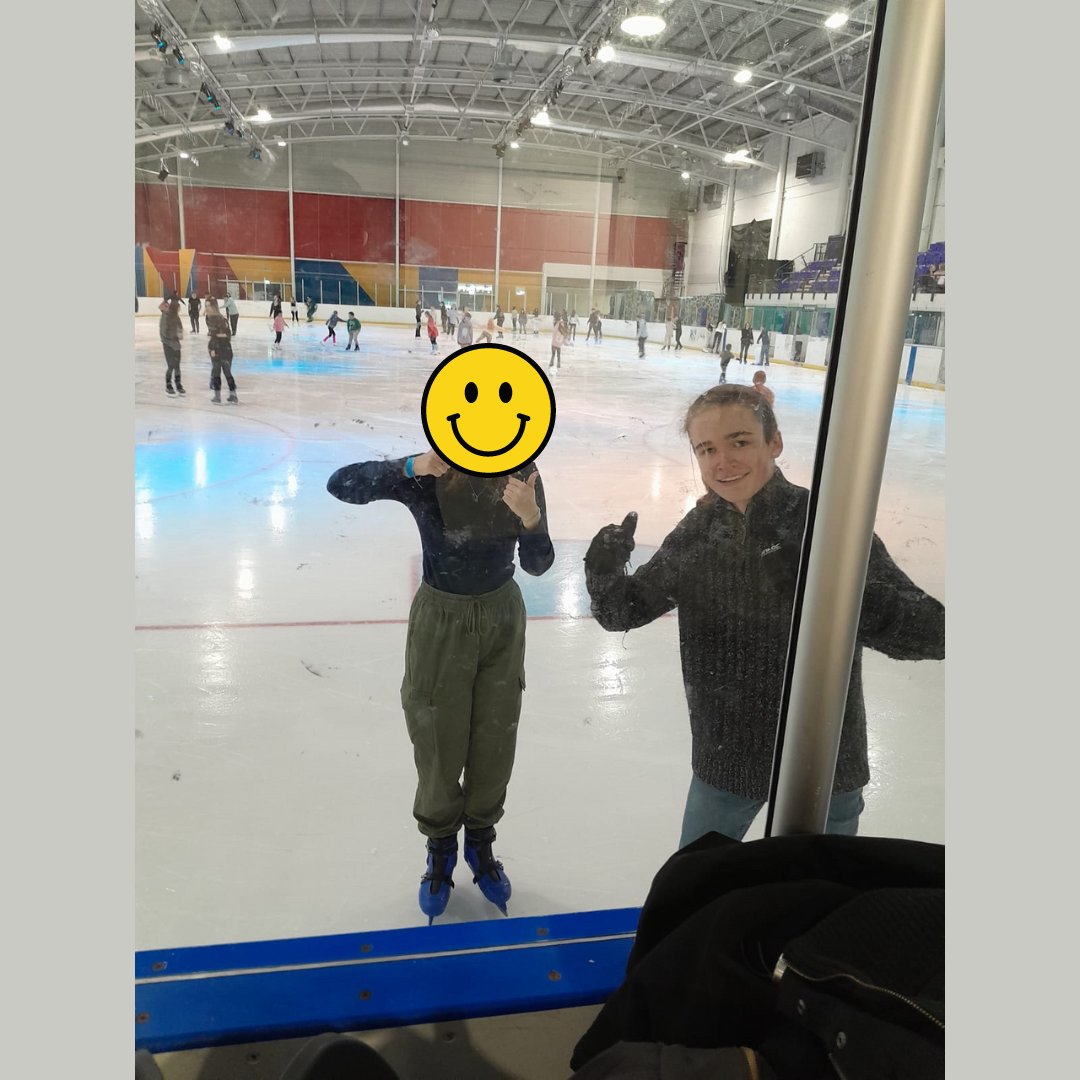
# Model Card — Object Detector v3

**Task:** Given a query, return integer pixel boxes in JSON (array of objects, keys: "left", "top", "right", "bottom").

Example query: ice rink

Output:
[{"left": 134, "top": 313, "right": 945, "bottom": 952}]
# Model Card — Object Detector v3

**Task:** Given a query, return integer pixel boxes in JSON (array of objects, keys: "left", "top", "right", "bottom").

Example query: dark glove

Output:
[
  {"left": 759, "top": 540, "right": 802, "bottom": 600},
  {"left": 585, "top": 512, "right": 638, "bottom": 575}
]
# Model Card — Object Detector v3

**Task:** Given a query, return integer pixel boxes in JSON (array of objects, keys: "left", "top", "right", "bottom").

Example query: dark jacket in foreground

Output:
[
  {"left": 585, "top": 470, "right": 944, "bottom": 799},
  {"left": 570, "top": 833, "right": 944, "bottom": 1080}
]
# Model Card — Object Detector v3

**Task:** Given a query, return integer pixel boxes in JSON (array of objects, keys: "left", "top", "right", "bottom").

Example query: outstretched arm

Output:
[{"left": 857, "top": 535, "right": 945, "bottom": 660}]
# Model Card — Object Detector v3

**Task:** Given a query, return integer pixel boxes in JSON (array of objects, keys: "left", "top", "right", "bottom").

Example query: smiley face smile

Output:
[{"left": 446, "top": 412, "right": 530, "bottom": 456}]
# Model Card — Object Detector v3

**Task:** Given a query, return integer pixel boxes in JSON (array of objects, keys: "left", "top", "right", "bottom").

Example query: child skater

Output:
[
  {"left": 272, "top": 310, "right": 287, "bottom": 348},
  {"left": 426, "top": 308, "right": 439, "bottom": 354},
  {"left": 345, "top": 311, "right": 362, "bottom": 351},
  {"left": 326, "top": 451, "right": 554, "bottom": 922},
  {"left": 323, "top": 309, "right": 341, "bottom": 344}
]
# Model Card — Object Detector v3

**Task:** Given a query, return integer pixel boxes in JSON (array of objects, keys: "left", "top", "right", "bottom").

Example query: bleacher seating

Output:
[{"left": 767, "top": 242, "right": 943, "bottom": 296}]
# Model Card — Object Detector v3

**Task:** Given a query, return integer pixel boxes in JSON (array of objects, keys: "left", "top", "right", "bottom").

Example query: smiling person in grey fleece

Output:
[{"left": 584, "top": 383, "right": 945, "bottom": 848}]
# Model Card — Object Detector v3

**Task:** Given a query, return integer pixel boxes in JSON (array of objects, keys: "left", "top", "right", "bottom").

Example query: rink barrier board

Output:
[{"left": 135, "top": 907, "right": 640, "bottom": 1054}]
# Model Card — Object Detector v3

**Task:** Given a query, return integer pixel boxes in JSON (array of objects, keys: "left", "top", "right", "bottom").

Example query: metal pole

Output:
[
  {"left": 718, "top": 168, "right": 736, "bottom": 294},
  {"left": 766, "top": 0, "right": 945, "bottom": 836},
  {"left": 834, "top": 125, "right": 858, "bottom": 237},
  {"left": 918, "top": 89, "right": 945, "bottom": 251},
  {"left": 175, "top": 154, "right": 186, "bottom": 251},
  {"left": 287, "top": 129, "right": 297, "bottom": 302},
  {"left": 588, "top": 152, "right": 602, "bottom": 311},
  {"left": 494, "top": 157, "right": 503, "bottom": 313},
  {"left": 767, "top": 137, "right": 790, "bottom": 260},
  {"left": 395, "top": 139, "right": 401, "bottom": 307}
]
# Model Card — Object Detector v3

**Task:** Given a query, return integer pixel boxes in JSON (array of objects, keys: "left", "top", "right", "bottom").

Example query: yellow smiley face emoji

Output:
[{"left": 421, "top": 343, "right": 556, "bottom": 477}]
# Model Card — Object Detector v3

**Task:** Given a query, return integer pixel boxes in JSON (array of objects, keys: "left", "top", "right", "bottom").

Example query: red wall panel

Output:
[
  {"left": 136, "top": 183, "right": 180, "bottom": 250},
  {"left": 253, "top": 189, "right": 290, "bottom": 256},
  {"left": 136, "top": 185, "right": 670, "bottom": 270},
  {"left": 293, "top": 193, "right": 320, "bottom": 259}
]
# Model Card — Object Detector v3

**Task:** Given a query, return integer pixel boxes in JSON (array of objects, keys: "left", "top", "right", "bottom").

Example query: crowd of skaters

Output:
[{"left": 157, "top": 287, "right": 780, "bottom": 406}]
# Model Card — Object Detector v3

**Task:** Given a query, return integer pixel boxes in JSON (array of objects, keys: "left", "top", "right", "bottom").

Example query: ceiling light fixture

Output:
[
  {"left": 213, "top": 32, "right": 233, "bottom": 51},
  {"left": 509, "top": 140, "right": 520, "bottom": 149},
  {"left": 171, "top": 46, "right": 186, "bottom": 65},
  {"left": 531, "top": 107, "right": 551, "bottom": 126},
  {"left": 733, "top": 68, "right": 752, "bottom": 83},
  {"left": 620, "top": 11, "right": 667, "bottom": 37},
  {"left": 255, "top": 108, "right": 272, "bottom": 123},
  {"left": 151, "top": 25, "right": 167, "bottom": 52},
  {"left": 401, "top": 133, "right": 410, "bottom": 145},
  {"left": 824, "top": 11, "right": 849, "bottom": 29},
  {"left": 597, "top": 42, "right": 615, "bottom": 62},
  {"left": 680, "top": 170, "right": 690, "bottom": 179},
  {"left": 277, "top": 139, "right": 287, "bottom": 147},
  {"left": 178, "top": 150, "right": 190, "bottom": 159}
]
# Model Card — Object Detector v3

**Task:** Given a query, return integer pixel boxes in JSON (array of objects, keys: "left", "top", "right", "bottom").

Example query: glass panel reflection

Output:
[{"left": 134, "top": 0, "right": 942, "bottom": 954}]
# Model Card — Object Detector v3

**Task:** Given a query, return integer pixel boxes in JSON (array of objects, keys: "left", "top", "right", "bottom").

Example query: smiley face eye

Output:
[
  {"left": 464, "top": 381, "right": 478, "bottom": 403},
  {"left": 499, "top": 382, "right": 513, "bottom": 403}
]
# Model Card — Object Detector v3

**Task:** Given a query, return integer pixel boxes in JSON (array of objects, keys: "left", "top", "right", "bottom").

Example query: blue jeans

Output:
[{"left": 679, "top": 774, "right": 865, "bottom": 849}]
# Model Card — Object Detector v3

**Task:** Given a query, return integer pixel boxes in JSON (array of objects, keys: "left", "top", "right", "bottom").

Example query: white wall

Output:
[
  {"left": 685, "top": 110, "right": 947, "bottom": 293},
  {"left": 148, "top": 141, "right": 672, "bottom": 218}
]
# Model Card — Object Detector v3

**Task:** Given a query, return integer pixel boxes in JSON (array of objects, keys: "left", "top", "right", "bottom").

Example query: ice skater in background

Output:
[
  {"left": 415, "top": 299, "right": 423, "bottom": 339},
  {"left": 306, "top": 297, "right": 318, "bottom": 323},
  {"left": 290, "top": 297, "right": 299, "bottom": 324},
  {"left": 224, "top": 294, "right": 240, "bottom": 336},
  {"left": 740, "top": 324, "right": 753, "bottom": 364},
  {"left": 272, "top": 310, "right": 288, "bottom": 348},
  {"left": 756, "top": 326, "right": 771, "bottom": 366},
  {"left": 549, "top": 317, "right": 565, "bottom": 372},
  {"left": 187, "top": 294, "right": 201, "bottom": 334},
  {"left": 206, "top": 299, "right": 238, "bottom": 404},
  {"left": 751, "top": 369, "right": 774, "bottom": 406},
  {"left": 158, "top": 297, "right": 185, "bottom": 396},
  {"left": 326, "top": 451, "right": 554, "bottom": 922},
  {"left": 426, "top": 309, "right": 439, "bottom": 354},
  {"left": 584, "top": 384, "right": 944, "bottom": 847},
  {"left": 718, "top": 342, "right": 735, "bottom": 384},
  {"left": 345, "top": 312, "right": 361, "bottom": 351},
  {"left": 323, "top": 310, "right": 341, "bottom": 344}
]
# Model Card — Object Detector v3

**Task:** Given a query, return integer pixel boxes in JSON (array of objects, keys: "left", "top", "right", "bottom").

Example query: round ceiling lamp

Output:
[{"left": 620, "top": 10, "right": 667, "bottom": 37}]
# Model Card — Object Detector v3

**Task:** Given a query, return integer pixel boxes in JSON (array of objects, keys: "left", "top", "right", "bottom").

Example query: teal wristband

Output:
[{"left": 405, "top": 456, "right": 416, "bottom": 479}]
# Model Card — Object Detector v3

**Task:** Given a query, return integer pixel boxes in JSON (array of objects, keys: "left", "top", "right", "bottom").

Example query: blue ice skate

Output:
[
  {"left": 419, "top": 835, "right": 457, "bottom": 924},
  {"left": 464, "top": 826, "right": 511, "bottom": 916}
]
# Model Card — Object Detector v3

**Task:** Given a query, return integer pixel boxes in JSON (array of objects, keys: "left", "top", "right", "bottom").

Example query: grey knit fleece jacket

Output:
[{"left": 585, "top": 469, "right": 945, "bottom": 800}]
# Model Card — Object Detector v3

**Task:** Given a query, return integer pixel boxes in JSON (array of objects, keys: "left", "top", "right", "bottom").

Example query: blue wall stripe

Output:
[
  {"left": 136, "top": 907, "right": 640, "bottom": 980},
  {"left": 135, "top": 911, "right": 640, "bottom": 1054},
  {"left": 906, "top": 345, "right": 917, "bottom": 385}
]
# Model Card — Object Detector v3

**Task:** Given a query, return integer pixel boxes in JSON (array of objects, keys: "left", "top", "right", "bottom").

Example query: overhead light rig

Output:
[{"left": 138, "top": 0, "right": 270, "bottom": 164}]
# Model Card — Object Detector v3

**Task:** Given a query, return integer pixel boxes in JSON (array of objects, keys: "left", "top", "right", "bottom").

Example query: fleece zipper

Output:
[{"left": 773, "top": 954, "right": 944, "bottom": 1032}]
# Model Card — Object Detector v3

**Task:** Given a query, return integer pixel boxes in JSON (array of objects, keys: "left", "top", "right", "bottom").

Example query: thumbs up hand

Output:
[{"left": 585, "top": 512, "right": 639, "bottom": 575}]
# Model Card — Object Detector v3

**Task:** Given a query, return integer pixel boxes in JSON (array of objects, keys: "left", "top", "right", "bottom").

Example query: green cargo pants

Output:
[{"left": 400, "top": 579, "right": 527, "bottom": 839}]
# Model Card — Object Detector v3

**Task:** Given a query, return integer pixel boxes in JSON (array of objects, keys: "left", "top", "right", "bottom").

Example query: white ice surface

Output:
[{"left": 135, "top": 316, "right": 944, "bottom": 950}]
